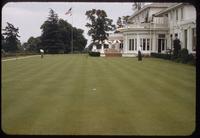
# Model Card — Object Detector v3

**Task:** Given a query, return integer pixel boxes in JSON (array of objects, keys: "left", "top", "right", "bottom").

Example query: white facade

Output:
[
  {"left": 117, "top": 3, "right": 196, "bottom": 57},
  {"left": 162, "top": 4, "right": 196, "bottom": 53}
]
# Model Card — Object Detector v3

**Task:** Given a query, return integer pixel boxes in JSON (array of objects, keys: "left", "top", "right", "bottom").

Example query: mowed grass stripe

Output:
[
  {"left": 2, "top": 55, "right": 74, "bottom": 112},
  {"left": 110, "top": 58, "right": 195, "bottom": 104},
  {"left": 106, "top": 57, "right": 195, "bottom": 111},
  {"left": 2, "top": 55, "right": 195, "bottom": 135},
  {"left": 2, "top": 55, "right": 82, "bottom": 134},
  {"left": 92, "top": 58, "right": 140, "bottom": 135},
  {"left": 99, "top": 57, "right": 195, "bottom": 135}
]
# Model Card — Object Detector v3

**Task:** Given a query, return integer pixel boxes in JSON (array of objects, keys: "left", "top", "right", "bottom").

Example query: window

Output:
[
  {"left": 147, "top": 39, "right": 150, "bottom": 50},
  {"left": 143, "top": 39, "right": 146, "bottom": 50},
  {"left": 120, "top": 43, "right": 123, "bottom": 49},
  {"left": 104, "top": 44, "right": 109, "bottom": 49},
  {"left": 132, "top": 39, "right": 134, "bottom": 50},
  {"left": 176, "top": 9, "right": 178, "bottom": 21},
  {"left": 129, "top": 39, "right": 132, "bottom": 50},
  {"left": 140, "top": 38, "right": 142, "bottom": 48},
  {"left": 181, "top": 7, "right": 183, "bottom": 20},
  {"left": 129, "top": 39, "right": 135, "bottom": 51},
  {"left": 192, "top": 28, "right": 196, "bottom": 51},
  {"left": 162, "top": 40, "right": 165, "bottom": 50}
]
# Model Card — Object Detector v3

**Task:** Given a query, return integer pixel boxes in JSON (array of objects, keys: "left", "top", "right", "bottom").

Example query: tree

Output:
[
  {"left": 40, "top": 9, "right": 65, "bottom": 54},
  {"left": 122, "top": 15, "right": 130, "bottom": 25},
  {"left": 24, "top": 36, "right": 41, "bottom": 52},
  {"left": 57, "top": 19, "right": 73, "bottom": 53},
  {"left": 73, "top": 28, "right": 87, "bottom": 52},
  {"left": 132, "top": 2, "right": 144, "bottom": 11},
  {"left": 40, "top": 9, "right": 87, "bottom": 54},
  {"left": 116, "top": 17, "right": 123, "bottom": 28},
  {"left": 85, "top": 9, "right": 115, "bottom": 44},
  {"left": 1, "top": 34, "right": 6, "bottom": 51},
  {"left": 2, "top": 22, "right": 20, "bottom": 52}
]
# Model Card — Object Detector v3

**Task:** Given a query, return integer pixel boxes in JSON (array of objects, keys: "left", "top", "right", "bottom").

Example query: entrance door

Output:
[{"left": 158, "top": 39, "right": 162, "bottom": 53}]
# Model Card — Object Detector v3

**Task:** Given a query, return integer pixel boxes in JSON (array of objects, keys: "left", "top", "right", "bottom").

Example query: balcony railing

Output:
[{"left": 119, "top": 17, "right": 169, "bottom": 30}]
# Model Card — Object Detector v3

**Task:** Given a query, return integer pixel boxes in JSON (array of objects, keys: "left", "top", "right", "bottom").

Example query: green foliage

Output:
[
  {"left": 151, "top": 49, "right": 195, "bottom": 65},
  {"left": 176, "top": 48, "right": 195, "bottom": 64},
  {"left": 2, "top": 55, "right": 195, "bottom": 135},
  {"left": 132, "top": 2, "right": 144, "bottom": 11},
  {"left": 88, "top": 51, "right": 100, "bottom": 57},
  {"left": 40, "top": 9, "right": 64, "bottom": 54},
  {"left": 73, "top": 28, "right": 87, "bottom": 52},
  {"left": 2, "top": 22, "right": 20, "bottom": 52},
  {"left": 151, "top": 53, "right": 171, "bottom": 60},
  {"left": 116, "top": 17, "right": 123, "bottom": 28},
  {"left": 85, "top": 9, "right": 115, "bottom": 44},
  {"left": 177, "top": 48, "right": 188, "bottom": 63},
  {"left": 40, "top": 9, "right": 87, "bottom": 54},
  {"left": 23, "top": 37, "right": 41, "bottom": 53}
]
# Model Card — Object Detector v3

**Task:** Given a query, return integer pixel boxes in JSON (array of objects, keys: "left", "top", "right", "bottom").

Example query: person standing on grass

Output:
[
  {"left": 40, "top": 49, "right": 44, "bottom": 58},
  {"left": 173, "top": 34, "right": 181, "bottom": 58},
  {"left": 138, "top": 45, "right": 142, "bottom": 61}
]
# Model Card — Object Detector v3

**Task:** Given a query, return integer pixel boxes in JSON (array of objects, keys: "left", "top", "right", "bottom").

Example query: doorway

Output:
[{"left": 158, "top": 39, "right": 162, "bottom": 53}]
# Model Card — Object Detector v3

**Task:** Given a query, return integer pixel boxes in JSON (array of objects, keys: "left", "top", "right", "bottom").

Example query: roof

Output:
[
  {"left": 128, "top": 3, "right": 174, "bottom": 20},
  {"left": 154, "top": 3, "right": 185, "bottom": 16}
]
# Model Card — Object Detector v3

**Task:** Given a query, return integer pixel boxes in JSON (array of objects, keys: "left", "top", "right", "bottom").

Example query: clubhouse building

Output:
[{"left": 93, "top": 3, "right": 196, "bottom": 57}]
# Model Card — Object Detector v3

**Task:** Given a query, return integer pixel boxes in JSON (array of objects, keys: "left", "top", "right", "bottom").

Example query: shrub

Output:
[
  {"left": 150, "top": 53, "right": 171, "bottom": 60},
  {"left": 178, "top": 48, "right": 189, "bottom": 63},
  {"left": 151, "top": 49, "right": 195, "bottom": 65},
  {"left": 88, "top": 51, "right": 100, "bottom": 57},
  {"left": 187, "top": 54, "right": 196, "bottom": 65}
]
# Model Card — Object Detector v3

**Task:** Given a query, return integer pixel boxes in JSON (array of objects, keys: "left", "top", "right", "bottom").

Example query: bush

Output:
[
  {"left": 187, "top": 54, "right": 196, "bottom": 65},
  {"left": 88, "top": 51, "right": 100, "bottom": 57},
  {"left": 177, "top": 48, "right": 189, "bottom": 63},
  {"left": 151, "top": 53, "right": 171, "bottom": 60}
]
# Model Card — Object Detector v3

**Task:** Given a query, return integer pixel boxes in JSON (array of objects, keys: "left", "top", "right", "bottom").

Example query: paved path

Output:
[{"left": 2, "top": 55, "right": 40, "bottom": 62}]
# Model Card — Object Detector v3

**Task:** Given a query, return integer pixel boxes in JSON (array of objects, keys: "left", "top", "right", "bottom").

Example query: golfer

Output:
[
  {"left": 138, "top": 45, "right": 142, "bottom": 61},
  {"left": 40, "top": 49, "right": 44, "bottom": 58}
]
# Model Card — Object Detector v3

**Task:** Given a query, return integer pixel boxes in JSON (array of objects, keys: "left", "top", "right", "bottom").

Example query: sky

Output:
[{"left": 2, "top": 2, "right": 135, "bottom": 46}]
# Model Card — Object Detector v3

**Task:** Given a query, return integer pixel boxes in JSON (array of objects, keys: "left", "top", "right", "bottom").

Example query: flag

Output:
[{"left": 65, "top": 7, "right": 72, "bottom": 16}]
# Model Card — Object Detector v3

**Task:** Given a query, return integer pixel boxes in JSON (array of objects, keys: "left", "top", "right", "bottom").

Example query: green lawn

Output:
[{"left": 2, "top": 54, "right": 196, "bottom": 135}]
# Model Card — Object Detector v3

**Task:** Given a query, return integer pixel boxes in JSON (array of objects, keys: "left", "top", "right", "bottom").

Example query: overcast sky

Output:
[{"left": 2, "top": 2, "right": 137, "bottom": 46}]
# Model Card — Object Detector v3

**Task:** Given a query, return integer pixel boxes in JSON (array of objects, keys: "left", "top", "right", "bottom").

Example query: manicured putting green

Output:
[{"left": 2, "top": 54, "right": 196, "bottom": 135}]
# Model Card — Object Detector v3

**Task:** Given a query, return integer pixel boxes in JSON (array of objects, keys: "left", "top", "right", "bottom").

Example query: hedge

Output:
[
  {"left": 88, "top": 51, "right": 100, "bottom": 57},
  {"left": 151, "top": 49, "right": 195, "bottom": 65},
  {"left": 150, "top": 53, "right": 171, "bottom": 60}
]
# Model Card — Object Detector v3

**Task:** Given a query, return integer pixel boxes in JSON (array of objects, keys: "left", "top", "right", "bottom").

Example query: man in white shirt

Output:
[{"left": 40, "top": 49, "right": 44, "bottom": 58}]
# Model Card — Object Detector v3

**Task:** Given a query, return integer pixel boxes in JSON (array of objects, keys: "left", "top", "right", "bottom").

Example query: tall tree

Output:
[
  {"left": 85, "top": 9, "right": 115, "bottom": 44},
  {"left": 25, "top": 36, "right": 41, "bottom": 52},
  {"left": 40, "top": 9, "right": 64, "bottom": 53},
  {"left": 58, "top": 19, "right": 73, "bottom": 53},
  {"left": 40, "top": 9, "right": 87, "bottom": 54},
  {"left": 2, "top": 22, "right": 20, "bottom": 52},
  {"left": 73, "top": 28, "right": 87, "bottom": 52},
  {"left": 1, "top": 34, "right": 6, "bottom": 51},
  {"left": 132, "top": 2, "right": 144, "bottom": 11},
  {"left": 116, "top": 17, "right": 123, "bottom": 28},
  {"left": 122, "top": 15, "right": 130, "bottom": 25}
]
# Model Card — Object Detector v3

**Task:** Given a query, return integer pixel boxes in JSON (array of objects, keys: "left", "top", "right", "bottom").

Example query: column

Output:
[
  {"left": 124, "top": 33, "right": 128, "bottom": 53},
  {"left": 152, "top": 33, "right": 156, "bottom": 52},
  {"left": 137, "top": 34, "right": 140, "bottom": 51},
  {"left": 187, "top": 27, "right": 192, "bottom": 53},
  {"left": 101, "top": 44, "right": 104, "bottom": 53}
]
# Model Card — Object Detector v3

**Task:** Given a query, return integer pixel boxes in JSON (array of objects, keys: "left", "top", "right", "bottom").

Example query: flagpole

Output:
[{"left": 71, "top": 5, "right": 73, "bottom": 54}]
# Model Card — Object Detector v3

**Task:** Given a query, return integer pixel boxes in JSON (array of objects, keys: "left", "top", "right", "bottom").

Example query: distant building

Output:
[{"left": 95, "top": 3, "right": 196, "bottom": 57}]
